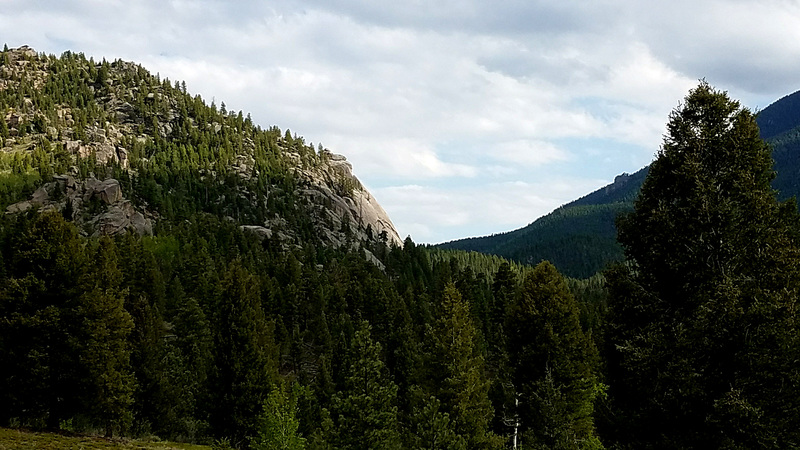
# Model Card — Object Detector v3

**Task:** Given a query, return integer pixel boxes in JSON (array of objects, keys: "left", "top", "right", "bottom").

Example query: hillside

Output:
[
  {"left": 0, "top": 45, "right": 402, "bottom": 253},
  {"left": 0, "top": 45, "right": 612, "bottom": 449},
  {"left": 439, "top": 89, "right": 800, "bottom": 278},
  {"left": 3, "top": 45, "right": 800, "bottom": 449}
]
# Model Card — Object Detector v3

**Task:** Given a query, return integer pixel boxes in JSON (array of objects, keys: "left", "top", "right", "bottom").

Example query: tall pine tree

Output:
[
  {"left": 606, "top": 82, "right": 800, "bottom": 448},
  {"left": 507, "top": 261, "right": 603, "bottom": 449},
  {"left": 77, "top": 237, "right": 135, "bottom": 437},
  {"left": 417, "top": 282, "right": 503, "bottom": 449},
  {"left": 326, "top": 321, "right": 401, "bottom": 449},
  {"left": 209, "top": 260, "right": 278, "bottom": 447},
  {"left": 0, "top": 212, "right": 86, "bottom": 428}
]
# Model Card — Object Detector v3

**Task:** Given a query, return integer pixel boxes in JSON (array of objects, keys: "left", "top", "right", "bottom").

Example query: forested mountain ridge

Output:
[
  {"left": 0, "top": 45, "right": 609, "bottom": 449},
  {"left": 762, "top": 89, "right": 800, "bottom": 196},
  {"left": 0, "top": 44, "right": 402, "bottom": 252},
  {"left": 439, "top": 88, "right": 800, "bottom": 278}
]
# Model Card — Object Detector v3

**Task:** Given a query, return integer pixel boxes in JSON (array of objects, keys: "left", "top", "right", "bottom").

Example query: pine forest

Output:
[{"left": 1, "top": 46, "right": 799, "bottom": 449}]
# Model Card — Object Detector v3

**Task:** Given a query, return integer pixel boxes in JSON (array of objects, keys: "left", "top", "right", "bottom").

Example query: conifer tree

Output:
[
  {"left": 421, "top": 282, "right": 503, "bottom": 449},
  {"left": 170, "top": 281, "right": 213, "bottom": 436},
  {"left": 209, "top": 260, "right": 278, "bottom": 446},
  {"left": 0, "top": 212, "right": 86, "bottom": 427},
  {"left": 326, "top": 321, "right": 401, "bottom": 449},
  {"left": 77, "top": 237, "right": 135, "bottom": 437},
  {"left": 488, "top": 262, "right": 517, "bottom": 438},
  {"left": 490, "top": 262, "right": 516, "bottom": 351},
  {"left": 408, "top": 392, "right": 466, "bottom": 450},
  {"left": 606, "top": 82, "right": 800, "bottom": 448},
  {"left": 507, "top": 261, "right": 603, "bottom": 449},
  {"left": 0, "top": 116, "right": 8, "bottom": 139}
]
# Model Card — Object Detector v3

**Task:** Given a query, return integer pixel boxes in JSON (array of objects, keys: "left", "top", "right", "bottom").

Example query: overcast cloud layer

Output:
[{"left": 3, "top": 0, "right": 800, "bottom": 243}]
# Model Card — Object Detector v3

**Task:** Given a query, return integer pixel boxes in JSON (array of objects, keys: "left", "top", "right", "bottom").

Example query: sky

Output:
[{"left": 3, "top": 0, "right": 800, "bottom": 243}]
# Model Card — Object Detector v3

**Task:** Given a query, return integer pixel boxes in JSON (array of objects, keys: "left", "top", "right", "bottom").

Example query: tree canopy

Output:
[{"left": 605, "top": 82, "right": 800, "bottom": 448}]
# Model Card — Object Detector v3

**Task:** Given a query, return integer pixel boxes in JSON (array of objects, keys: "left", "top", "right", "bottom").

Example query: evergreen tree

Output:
[
  {"left": 326, "top": 321, "right": 401, "bottom": 449},
  {"left": 0, "top": 116, "right": 8, "bottom": 139},
  {"left": 507, "top": 261, "right": 603, "bottom": 449},
  {"left": 0, "top": 212, "right": 85, "bottom": 428},
  {"left": 490, "top": 261, "right": 516, "bottom": 351},
  {"left": 408, "top": 392, "right": 466, "bottom": 450},
  {"left": 420, "top": 282, "right": 503, "bottom": 449},
  {"left": 209, "top": 260, "right": 278, "bottom": 447},
  {"left": 170, "top": 283, "right": 213, "bottom": 438},
  {"left": 488, "top": 262, "right": 518, "bottom": 439},
  {"left": 77, "top": 237, "right": 135, "bottom": 437},
  {"left": 606, "top": 82, "right": 800, "bottom": 448}
]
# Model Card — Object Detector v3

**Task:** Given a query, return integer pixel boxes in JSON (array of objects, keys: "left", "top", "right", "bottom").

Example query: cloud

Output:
[
  {"left": 373, "top": 176, "right": 605, "bottom": 243},
  {"left": 628, "top": 0, "right": 800, "bottom": 100},
  {"left": 320, "top": 136, "right": 479, "bottom": 180},
  {"left": 490, "top": 140, "right": 570, "bottom": 167}
]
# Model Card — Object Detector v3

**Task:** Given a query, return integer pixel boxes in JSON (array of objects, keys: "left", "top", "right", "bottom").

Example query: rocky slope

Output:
[
  {"left": 6, "top": 174, "right": 153, "bottom": 236},
  {"left": 0, "top": 45, "right": 402, "bottom": 252},
  {"left": 295, "top": 149, "right": 402, "bottom": 247}
]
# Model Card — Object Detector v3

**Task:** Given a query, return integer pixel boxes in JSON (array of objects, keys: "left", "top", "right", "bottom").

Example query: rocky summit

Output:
[{"left": 0, "top": 45, "right": 402, "bottom": 253}]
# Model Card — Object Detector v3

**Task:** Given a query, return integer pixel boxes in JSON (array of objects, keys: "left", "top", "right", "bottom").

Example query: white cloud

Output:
[
  {"left": 321, "top": 137, "right": 478, "bottom": 180},
  {"left": 373, "top": 176, "right": 605, "bottom": 243},
  {"left": 628, "top": 0, "right": 800, "bottom": 98},
  {"left": 490, "top": 140, "right": 570, "bottom": 167}
]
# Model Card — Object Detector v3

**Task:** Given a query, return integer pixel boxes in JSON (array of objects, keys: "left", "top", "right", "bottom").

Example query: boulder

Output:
[
  {"left": 95, "top": 143, "right": 117, "bottom": 164},
  {"left": 65, "top": 140, "right": 82, "bottom": 154},
  {"left": 240, "top": 225, "right": 273, "bottom": 240},
  {"left": 93, "top": 205, "right": 129, "bottom": 236},
  {"left": 54, "top": 174, "right": 77, "bottom": 192},
  {"left": 130, "top": 212, "right": 152, "bottom": 235},
  {"left": 93, "top": 179, "right": 122, "bottom": 204},
  {"left": 5, "top": 200, "right": 33, "bottom": 214},
  {"left": 31, "top": 185, "right": 49, "bottom": 204}
]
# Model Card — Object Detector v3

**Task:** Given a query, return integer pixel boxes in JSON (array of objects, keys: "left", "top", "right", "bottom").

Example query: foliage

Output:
[
  {"left": 78, "top": 237, "right": 135, "bottom": 437},
  {"left": 507, "top": 261, "right": 604, "bottom": 449},
  {"left": 0, "top": 46, "right": 611, "bottom": 449},
  {"left": 251, "top": 381, "right": 306, "bottom": 450},
  {"left": 605, "top": 82, "right": 800, "bottom": 448},
  {"left": 325, "top": 322, "right": 401, "bottom": 449},
  {"left": 408, "top": 393, "right": 466, "bottom": 450},
  {"left": 414, "top": 282, "right": 503, "bottom": 449},
  {"left": 208, "top": 260, "right": 278, "bottom": 447}
]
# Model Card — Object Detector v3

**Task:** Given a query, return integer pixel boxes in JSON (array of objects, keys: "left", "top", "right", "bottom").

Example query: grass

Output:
[{"left": 0, "top": 428, "right": 209, "bottom": 450}]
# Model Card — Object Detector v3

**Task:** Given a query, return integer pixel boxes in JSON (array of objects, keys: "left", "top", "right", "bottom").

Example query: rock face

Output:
[
  {"left": 239, "top": 150, "right": 404, "bottom": 253},
  {"left": 5, "top": 174, "right": 154, "bottom": 237},
  {"left": 296, "top": 150, "right": 403, "bottom": 249}
]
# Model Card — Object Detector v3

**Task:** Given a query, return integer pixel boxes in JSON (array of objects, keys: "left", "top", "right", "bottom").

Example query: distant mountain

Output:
[
  {"left": 438, "top": 89, "right": 800, "bottom": 278},
  {"left": 763, "top": 90, "right": 800, "bottom": 196}
]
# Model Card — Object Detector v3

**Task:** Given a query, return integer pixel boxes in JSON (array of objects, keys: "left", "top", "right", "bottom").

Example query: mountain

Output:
[
  {"left": 0, "top": 45, "right": 611, "bottom": 446},
  {"left": 762, "top": 90, "right": 800, "bottom": 196},
  {"left": 438, "top": 89, "right": 800, "bottom": 278},
  {"left": 0, "top": 45, "right": 402, "bottom": 254}
]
